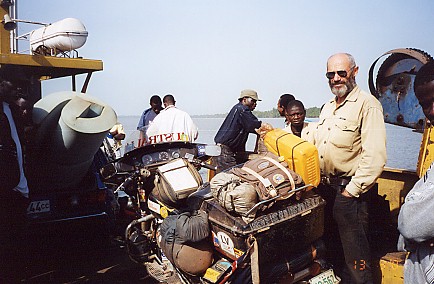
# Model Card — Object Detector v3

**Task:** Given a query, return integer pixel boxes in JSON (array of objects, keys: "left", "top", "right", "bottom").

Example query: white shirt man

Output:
[{"left": 146, "top": 94, "right": 198, "bottom": 144}]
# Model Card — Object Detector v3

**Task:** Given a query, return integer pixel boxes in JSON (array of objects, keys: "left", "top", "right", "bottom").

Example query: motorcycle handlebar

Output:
[
  {"left": 188, "top": 157, "right": 217, "bottom": 171},
  {"left": 200, "top": 162, "right": 217, "bottom": 171},
  {"left": 114, "top": 176, "right": 134, "bottom": 193},
  {"left": 113, "top": 158, "right": 215, "bottom": 194}
]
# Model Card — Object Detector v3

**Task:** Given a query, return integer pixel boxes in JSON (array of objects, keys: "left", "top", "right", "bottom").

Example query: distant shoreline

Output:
[
  {"left": 118, "top": 106, "right": 320, "bottom": 119},
  {"left": 118, "top": 114, "right": 319, "bottom": 119}
]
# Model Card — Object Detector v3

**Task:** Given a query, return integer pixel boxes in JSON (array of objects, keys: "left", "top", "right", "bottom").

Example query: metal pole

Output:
[
  {"left": 72, "top": 75, "right": 76, "bottom": 91},
  {"left": 11, "top": 0, "right": 17, "bottom": 53}
]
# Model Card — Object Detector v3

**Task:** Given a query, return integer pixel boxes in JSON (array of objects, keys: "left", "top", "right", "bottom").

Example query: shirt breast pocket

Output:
[{"left": 330, "top": 120, "right": 359, "bottom": 149}]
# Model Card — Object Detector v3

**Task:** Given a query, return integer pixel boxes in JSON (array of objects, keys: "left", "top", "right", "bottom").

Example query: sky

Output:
[{"left": 15, "top": 0, "right": 434, "bottom": 116}]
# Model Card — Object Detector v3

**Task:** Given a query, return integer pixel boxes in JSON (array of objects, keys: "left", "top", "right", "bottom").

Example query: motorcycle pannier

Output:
[{"left": 154, "top": 158, "right": 203, "bottom": 207}]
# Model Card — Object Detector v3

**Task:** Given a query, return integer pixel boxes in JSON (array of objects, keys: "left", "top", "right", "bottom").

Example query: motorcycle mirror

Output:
[
  {"left": 204, "top": 145, "right": 221, "bottom": 156},
  {"left": 100, "top": 163, "right": 117, "bottom": 180}
]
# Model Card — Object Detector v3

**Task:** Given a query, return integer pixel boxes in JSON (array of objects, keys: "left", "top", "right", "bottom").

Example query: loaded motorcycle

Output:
[{"left": 101, "top": 139, "right": 340, "bottom": 284}]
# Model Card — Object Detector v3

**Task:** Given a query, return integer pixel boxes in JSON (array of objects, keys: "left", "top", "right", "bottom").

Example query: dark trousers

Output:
[
  {"left": 316, "top": 183, "right": 373, "bottom": 284},
  {"left": 0, "top": 190, "right": 29, "bottom": 283},
  {"left": 214, "top": 144, "right": 246, "bottom": 174}
]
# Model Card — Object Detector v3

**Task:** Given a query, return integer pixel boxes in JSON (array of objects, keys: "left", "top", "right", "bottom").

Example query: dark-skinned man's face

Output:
[{"left": 416, "top": 80, "right": 434, "bottom": 124}]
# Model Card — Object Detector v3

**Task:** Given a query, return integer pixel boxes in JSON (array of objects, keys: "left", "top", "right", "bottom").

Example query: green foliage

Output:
[
  {"left": 306, "top": 107, "right": 321, "bottom": 118},
  {"left": 193, "top": 113, "right": 228, "bottom": 118},
  {"left": 254, "top": 107, "right": 320, "bottom": 118},
  {"left": 253, "top": 108, "right": 281, "bottom": 118},
  {"left": 192, "top": 107, "right": 320, "bottom": 118}
]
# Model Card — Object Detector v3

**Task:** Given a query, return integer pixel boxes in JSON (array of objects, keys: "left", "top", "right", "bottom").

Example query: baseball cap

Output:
[{"left": 239, "top": 89, "right": 261, "bottom": 101}]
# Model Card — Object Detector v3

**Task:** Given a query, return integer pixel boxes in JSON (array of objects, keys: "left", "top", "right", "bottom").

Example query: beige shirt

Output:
[
  {"left": 313, "top": 85, "right": 387, "bottom": 197},
  {"left": 283, "top": 122, "right": 312, "bottom": 141}
]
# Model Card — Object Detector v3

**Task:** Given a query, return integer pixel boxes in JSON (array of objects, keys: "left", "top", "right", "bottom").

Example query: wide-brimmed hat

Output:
[{"left": 239, "top": 89, "right": 261, "bottom": 101}]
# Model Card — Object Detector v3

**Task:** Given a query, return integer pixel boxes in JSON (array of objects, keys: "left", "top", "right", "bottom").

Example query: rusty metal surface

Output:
[{"left": 369, "top": 48, "right": 432, "bottom": 129}]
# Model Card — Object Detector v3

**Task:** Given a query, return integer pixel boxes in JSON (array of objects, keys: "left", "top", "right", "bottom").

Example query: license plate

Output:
[
  {"left": 309, "top": 269, "right": 340, "bottom": 284},
  {"left": 27, "top": 200, "right": 50, "bottom": 214},
  {"left": 147, "top": 199, "right": 160, "bottom": 214}
]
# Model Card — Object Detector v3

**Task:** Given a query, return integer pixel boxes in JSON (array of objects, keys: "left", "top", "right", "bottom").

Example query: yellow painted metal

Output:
[
  {"left": 376, "top": 167, "right": 419, "bottom": 221},
  {"left": 417, "top": 123, "right": 434, "bottom": 178},
  {"left": 0, "top": 53, "right": 103, "bottom": 79},
  {"left": 206, "top": 162, "right": 216, "bottom": 182},
  {"left": 0, "top": 6, "right": 11, "bottom": 55},
  {"left": 379, "top": 252, "right": 407, "bottom": 284},
  {"left": 0, "top": 53, "right": 102, "bottom": 70},
  {"left": 376, "top": 169, "right": 416, "bottom": 283}
]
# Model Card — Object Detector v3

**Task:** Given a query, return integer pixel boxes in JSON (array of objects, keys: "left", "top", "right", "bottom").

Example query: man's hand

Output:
[
  {"left": 113, "top": 133, "right": 126, "bottom": 140},
  {"left": 341, "top": 188, "right": 354, "bottom": 198},
  {"left": 255, "top": 122, "right": 274, "bottom": 139}
]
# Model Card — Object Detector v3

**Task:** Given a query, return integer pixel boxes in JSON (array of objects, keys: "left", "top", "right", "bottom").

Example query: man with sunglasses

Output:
[
  {"left": 214, "top": 89, "right": 263, "bottom": 173},
  {"left": 312, "top": 53, "right": 387, "bottom": 283}
]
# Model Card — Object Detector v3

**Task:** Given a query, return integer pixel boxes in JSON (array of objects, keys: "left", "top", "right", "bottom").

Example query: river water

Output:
[{"left": 118, "top": 116, "right": 422, "bottom": 171}]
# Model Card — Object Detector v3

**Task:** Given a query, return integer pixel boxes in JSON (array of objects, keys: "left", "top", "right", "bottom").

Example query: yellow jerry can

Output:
[{"left": 263, "top": 128, "right": 320, "bottom": 189}]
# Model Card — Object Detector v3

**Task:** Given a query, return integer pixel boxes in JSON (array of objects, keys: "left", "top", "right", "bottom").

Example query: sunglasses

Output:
[
  {"left": 245, "top": 97, "right": 257, "bottom": 104},
  {"left": 325, "top": 66, "right": 355, "bottom": 80}
]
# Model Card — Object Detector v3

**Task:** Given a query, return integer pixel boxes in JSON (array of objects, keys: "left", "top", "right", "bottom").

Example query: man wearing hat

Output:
[{"left": 214, "top": 89, "right": 263, "bottom": 173}]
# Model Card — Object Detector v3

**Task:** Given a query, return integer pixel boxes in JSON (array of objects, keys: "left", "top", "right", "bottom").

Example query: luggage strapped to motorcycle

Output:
[
  {"left": 241, "top": 155, "right": 296, "bottom": 197},
  {"left": 218, "top": 235, "right": 259, "bottom": 284},
  {"left": 243, "top": 183, "right": 312, "bottom": 217},
  {"left": 154, "top": 158, "right": 203, "bottom": 206},
  {"left": 237, "top": 155, "right": 301, "bottom": 215}
]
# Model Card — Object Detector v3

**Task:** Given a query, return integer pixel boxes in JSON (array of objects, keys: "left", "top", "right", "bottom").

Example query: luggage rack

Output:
[
  {"left": 202, "top": 194, "right": 325, "bottom": 262},
  {"left": 243, "top": 184, "right": 312, "bottom": 216}
]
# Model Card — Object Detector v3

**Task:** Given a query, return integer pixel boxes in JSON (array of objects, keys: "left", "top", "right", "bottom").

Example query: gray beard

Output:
[
  {"left": 330, "top": 78, "right": 356, "bottom": 98},
  {"left": 331, "top": 85, "right": 348, "bottom": 97}
]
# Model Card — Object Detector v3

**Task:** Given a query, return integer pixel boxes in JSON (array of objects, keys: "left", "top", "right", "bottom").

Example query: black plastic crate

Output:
[{"left": 201, "top": 194, "right": 325, "bottom": 263}]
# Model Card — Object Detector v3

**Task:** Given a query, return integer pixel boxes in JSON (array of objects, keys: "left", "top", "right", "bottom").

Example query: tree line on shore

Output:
[{"left": 192, "top": 106, "right": 321, "bottom": 118}]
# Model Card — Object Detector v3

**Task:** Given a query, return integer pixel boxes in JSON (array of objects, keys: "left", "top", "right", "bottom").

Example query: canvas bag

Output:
[
  {"left": 230, "top": 152, "right": 303, "bottom": 201},
  {"left": 0, "top": 103, "right": 20, "bottom": 194},
  {"left": 153, "top": 158, "right": 203, "bottom": 207},
  {"left": 210, "top": 172, "right": 258, "bottom": 222},
  {"left": 158, "top": 211, "right": 213, "bottom": 275}
]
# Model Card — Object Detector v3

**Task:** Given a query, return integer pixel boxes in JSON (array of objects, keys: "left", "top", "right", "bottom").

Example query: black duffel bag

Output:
[{"left": 158, "top": 210, "right": 213, "bottom": 276}]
